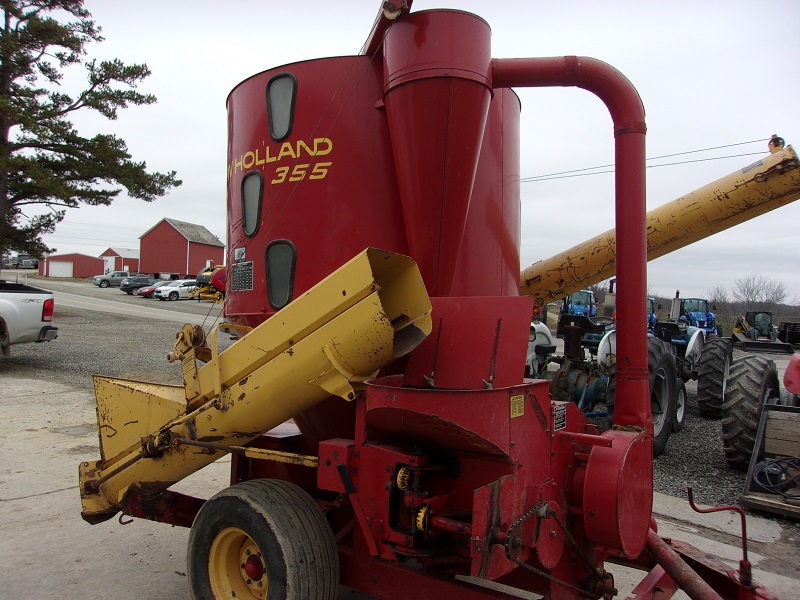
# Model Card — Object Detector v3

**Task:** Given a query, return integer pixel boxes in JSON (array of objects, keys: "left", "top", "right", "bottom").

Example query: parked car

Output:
[
  {"left": 120, "top": 276, "right": 157, "bottom": 295},
  {"left": 153, "top": 279, "right": 197, "bottom": 301},
  {"left": 92, "top": 271, "right": 130, "bottom": 288},
  {"left": 134, "top": 280, "right": 171, "bottom": 298}
]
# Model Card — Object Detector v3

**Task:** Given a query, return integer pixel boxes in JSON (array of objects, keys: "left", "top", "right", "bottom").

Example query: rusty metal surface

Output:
[
  {"left": 645, "top": 530, "right": 723, "bottom": 600},
  {"left": 520, "top": 140, "right": 800, "bottom": 307}
]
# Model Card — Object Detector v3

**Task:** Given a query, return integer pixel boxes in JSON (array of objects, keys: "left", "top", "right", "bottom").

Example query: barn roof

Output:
[
  {"left": 141, "top": 218, "right": 225, "bottom": 248},
  {"left": 46, "top": 253, "right": 102, "bottom": 260}
]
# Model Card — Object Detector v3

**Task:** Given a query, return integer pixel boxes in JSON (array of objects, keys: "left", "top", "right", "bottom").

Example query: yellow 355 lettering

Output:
[
  {"left": 272, "top": 163, "right": 332, "bottom": 185},
  {"left": 309, "top": 162, "right": 331, "bottom": 180},
  {"left": 228, "top": 137, "right": 333, "bottom": 180}
]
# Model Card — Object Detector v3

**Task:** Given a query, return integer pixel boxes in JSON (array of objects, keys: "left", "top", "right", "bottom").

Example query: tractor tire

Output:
[
  {"left": 673, "top": 378, "right": 687, "bottom": 432},
  {"left": 721, "top": 355, "right": 780, "bottom": 471},
  {"left": 607, "top": 337, "right": 676, "bottom": 457},
  {"left": 187, "top": 479, "right": 339, "bottom": 600},
  {"left": 696, "top": 336, "right": 732, "bottom": 419}
]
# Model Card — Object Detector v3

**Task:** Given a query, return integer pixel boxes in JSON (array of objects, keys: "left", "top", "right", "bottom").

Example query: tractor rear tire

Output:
[
  {"left": 607, "top": 337, "right": 676, "bottom": 457},
  {"left": 721, "top": 355, "right": 780, "bottom": 471},
  {"left": 697, "top": 337, "right": 732, "bottom": 419},
  {"left": 187, "top": 479, "right": 339, "bottom": 600}
]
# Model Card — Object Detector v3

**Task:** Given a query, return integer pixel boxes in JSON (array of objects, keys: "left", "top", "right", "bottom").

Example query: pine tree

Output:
[{"left": 0, "top": 0, "right": 181, "bottom": 257}]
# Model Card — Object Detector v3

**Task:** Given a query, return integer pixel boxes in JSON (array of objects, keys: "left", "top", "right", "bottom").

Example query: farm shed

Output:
[
  {"left": 39, "top": 253, "right": 104, "bottom": 278},
  {"left": 99, "top": 248, "right": 140, "bottom": 273}
]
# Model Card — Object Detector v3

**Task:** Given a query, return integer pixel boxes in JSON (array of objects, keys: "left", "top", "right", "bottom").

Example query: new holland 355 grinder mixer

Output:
[{"left": 78, "top": 2, "right": 782, "bottom": 599}]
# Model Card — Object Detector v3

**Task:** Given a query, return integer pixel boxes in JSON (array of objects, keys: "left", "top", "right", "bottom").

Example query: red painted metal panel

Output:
[
  {"left": 453, "top": 88, "right": 522, "bottom": 297},
  {"left": 383, "top": 11, "right": 492, "bottom": 297},
  {"left": 403, "top": 296, "right": 531, "bottom": 390},
  {"left": 225, "top": 56, "right": 407, "bottom": 326},
  {"left": 581, "top": 430, "right": 652, "bottom": 558}
]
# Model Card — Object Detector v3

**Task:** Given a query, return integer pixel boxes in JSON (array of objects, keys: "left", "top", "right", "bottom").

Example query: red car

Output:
[{"left": 133, "top": 280, "right": 171, "bottom": 298}]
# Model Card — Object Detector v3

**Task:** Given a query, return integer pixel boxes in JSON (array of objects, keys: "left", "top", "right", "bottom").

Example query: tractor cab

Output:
[
  {"left": 667, "top": 292, "right": 718, "bottom": 336},
  {"left": 560, "top": 289, "right": 597, "bottom": 318}
]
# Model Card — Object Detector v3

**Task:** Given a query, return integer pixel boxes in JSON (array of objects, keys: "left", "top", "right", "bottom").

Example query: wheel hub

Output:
[
  {"left": 209, "top": 526, "right": 267, "bottom": 599},
  {"left": 244, "top": 554, "right": 264, "bottom": 581}
]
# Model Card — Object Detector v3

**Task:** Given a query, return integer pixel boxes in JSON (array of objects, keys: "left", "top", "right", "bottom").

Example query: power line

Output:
[
  {"left": 524, "top": 151, "right": 766, "bottom": 182},
  {"left": 521, "top": 138, "right": 770, "bottom": 183}
]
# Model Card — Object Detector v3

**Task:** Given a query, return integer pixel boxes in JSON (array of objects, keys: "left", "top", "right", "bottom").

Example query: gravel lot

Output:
[{"left": 1, "top": 274, "right": 796, "bottom": 524}]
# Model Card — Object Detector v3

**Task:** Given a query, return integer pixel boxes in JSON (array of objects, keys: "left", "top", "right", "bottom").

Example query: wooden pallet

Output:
[{"left": 740, "top": 404, "right": 800, "bottom": 519}]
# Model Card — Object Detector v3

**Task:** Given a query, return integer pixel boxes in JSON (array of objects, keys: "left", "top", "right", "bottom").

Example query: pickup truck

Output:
[
  {"left": 92, "top": 271, "right": 130, "bottom": 288},
  {"left": 0, "top": 280, "right": 58, "bottom": 357}
]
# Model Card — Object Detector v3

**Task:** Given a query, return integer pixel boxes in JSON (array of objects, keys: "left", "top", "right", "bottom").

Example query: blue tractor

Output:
[
  {"left": 560, "top": 289, "right": 597, "bottom": 318},
  {"left": 670, "top": 293, "right": 720, "bottom": 337},
  {"left": 647, "top": 297, "right": 658, "bottom": 332}
]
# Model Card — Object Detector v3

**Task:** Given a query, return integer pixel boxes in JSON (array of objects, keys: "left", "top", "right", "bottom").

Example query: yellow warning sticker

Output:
[{"left": 510, "top": 394, "right": 525, "bottom": 418}]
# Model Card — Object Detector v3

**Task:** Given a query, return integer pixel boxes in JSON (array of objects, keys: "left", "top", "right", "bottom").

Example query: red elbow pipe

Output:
[{"left": 492, "top": 56, "right": 649, "bottom": 432}]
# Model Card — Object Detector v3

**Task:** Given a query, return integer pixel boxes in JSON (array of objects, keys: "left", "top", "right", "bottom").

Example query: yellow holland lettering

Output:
[
  {"left": 277, "top": 142, "right": 296, "bottom": 161},
  {"left": 228, "top": 137, "right": 334, "bottom": 180},
  {"left": 313, "top": 138, "right": 332, "bottom": 156}
]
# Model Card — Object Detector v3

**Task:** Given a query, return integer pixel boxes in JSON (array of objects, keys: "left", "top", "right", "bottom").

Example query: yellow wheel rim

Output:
[{"left": 208, "top": 527, "right": 267, "bottom": 599}]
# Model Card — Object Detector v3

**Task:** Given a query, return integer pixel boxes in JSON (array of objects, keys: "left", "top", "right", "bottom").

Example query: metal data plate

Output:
[
  {"left": 231, "top": 261, "right": 254, "bottom": 291},
  {"left": 553, "top": 404, "right": 567, "bottom": 431}
]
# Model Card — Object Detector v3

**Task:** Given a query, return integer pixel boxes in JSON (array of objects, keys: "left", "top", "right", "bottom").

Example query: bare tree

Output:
[
  {"left": 733, "top": 274, "right": 786, "bottom": 312},
  {"left": 707, "top": 284, "right": 736, "bottom": 334},
  {"left": 707, "top": 284, "right": 730, "bottom": 307},
  {"left": 760, "top": 278, "right": 787, "bottom": 312},
  {"left": 587, "top": 279, "right": 610, "bottom": 305}
]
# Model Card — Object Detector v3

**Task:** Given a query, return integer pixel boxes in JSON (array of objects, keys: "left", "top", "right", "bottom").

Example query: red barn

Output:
[
  {"left": 39, "top": 253, "right": 104, "bottom": 278},
  {"left": 139, "top": 218, "right": 225, "bottom": 279},
  {"left": 99, "top": 248, "right": 140, "bottom": 274}
]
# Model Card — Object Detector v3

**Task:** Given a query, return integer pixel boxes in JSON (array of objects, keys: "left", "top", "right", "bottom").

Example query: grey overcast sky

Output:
[{"left": 30, "top": 1, "right": 800, "bottom": 301}]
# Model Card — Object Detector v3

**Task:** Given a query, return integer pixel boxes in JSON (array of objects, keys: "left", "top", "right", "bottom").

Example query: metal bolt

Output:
[
  {"left": 245, "top": 549, "right": 251, "bottom": 556},
  {"left": 550, "top": 529, "right": 557, "bottom": 539}
]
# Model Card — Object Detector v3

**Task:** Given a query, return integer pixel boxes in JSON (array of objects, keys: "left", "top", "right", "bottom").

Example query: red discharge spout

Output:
[{"left": 492, "top": 57, "right": 649, "bottom": 432}]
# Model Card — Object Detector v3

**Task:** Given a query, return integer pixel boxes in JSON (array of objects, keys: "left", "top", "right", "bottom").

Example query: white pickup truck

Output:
[{"left": 0, "top": 280, "right": 59, "bottom": 357}]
